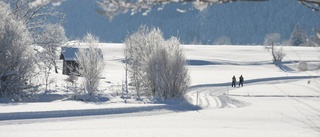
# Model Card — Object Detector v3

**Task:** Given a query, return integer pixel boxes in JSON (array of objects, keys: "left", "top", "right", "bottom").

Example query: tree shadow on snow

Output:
[
  {"left": 274, "top": 61, "right": 296, "bottom": 72},
  {"left": 0, "top": 98, "right": 199, "bottom": 121},
  {"left": 229, "top": 94, "right": 320, "bottom": 98},
  {"left": 187, "top": 59, "right": 273, "bottom": 66}
]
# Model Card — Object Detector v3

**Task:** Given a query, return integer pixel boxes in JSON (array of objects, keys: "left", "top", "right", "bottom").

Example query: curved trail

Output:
[
  {"left": 185, "top": 75, "right": 318, "bottom": 109},
  {"left": 186, "top": 86, "right": 249, "bottom": 109},
  {"left": 0, "top": 76, "right": 315, "bottom": 124}
]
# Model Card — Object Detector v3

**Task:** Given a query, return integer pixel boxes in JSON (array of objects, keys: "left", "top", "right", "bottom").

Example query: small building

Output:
[
  {"left": 60, "top": 47, "right": 80, "bottom": 75},
  {"left": 59, "top": 46, "right": 104, "bottom": 75}
]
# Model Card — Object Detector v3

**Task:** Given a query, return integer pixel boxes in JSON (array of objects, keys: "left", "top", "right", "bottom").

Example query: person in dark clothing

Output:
[
  {"left": 239, "top": 75, "right": 244, "bottom": 87},
  {"left": 232, "top": 75, "right": 236, "bottom": 87}
]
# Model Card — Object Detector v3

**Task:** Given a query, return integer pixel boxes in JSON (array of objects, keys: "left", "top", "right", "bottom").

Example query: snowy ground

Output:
[{"left": 1, "top": 44, "right": 320, "bottom": 137}]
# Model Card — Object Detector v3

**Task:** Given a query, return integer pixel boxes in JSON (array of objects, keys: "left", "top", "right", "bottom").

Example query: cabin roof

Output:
[
  {"left": 60, "top": 47, "right": 79, "bottom": 61},
  {"left": 60, "top": 47, "right": 103, "bottom": 61}
]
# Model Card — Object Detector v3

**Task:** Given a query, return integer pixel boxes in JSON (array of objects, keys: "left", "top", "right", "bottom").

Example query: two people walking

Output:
[{"left": 232, "top": 75, "right": 244, "bottom": 87}]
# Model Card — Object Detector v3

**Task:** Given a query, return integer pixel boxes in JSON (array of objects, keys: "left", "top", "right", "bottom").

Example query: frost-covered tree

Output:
[
  {"left": 264, "top": 33, "right": 281, "bottom": 46},
  {"left": 4, "top": 0, "right": 66, "bottom": 74},
  {"left": 36, "top": 24, "right": 67, "bottom": 91},
  {"left": 0, "top": 2, "right": 37, "bottom": 101},
  {"left": 36, "top": 24, "right": 67, "bottom": 73},
  {"left": 76, "top": 33, "right": 105, "bottom": 98},
  {"left": 95, "top": 0, "right": 320, "bottom": 19},
  {"left": 125, "top": 26, "right": 165, "bottom": 98},
  {"left": 2, "top": 0, "right": 67, "bottom": 95},
  {"left": 147, "top": 37, "right": 190, "bottom": 99},
  {"left": 125, "top": 26, "right": 190, "bottom": 100},
  {"left": 272, "top": 46, "right": 286, "bottom": 62},
  {"left": 263, "top": 33, "right": 285, "bottom": 62},
  {"left": 4, "top": 0, "right": 64, "bottom": 34},
  {"left": 290, "top": 24, "right": 307, "bottom": 46},
  {"left": 28, "top": 0, "right": 320, "bottom": 20},
  {"left": 125, "top": 26, "right": 145, "bottom": 94}
]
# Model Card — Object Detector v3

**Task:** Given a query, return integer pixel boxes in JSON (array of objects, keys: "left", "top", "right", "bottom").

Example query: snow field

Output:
[{"left": 0, "top": 44, "right": 320, "bottom": 137}]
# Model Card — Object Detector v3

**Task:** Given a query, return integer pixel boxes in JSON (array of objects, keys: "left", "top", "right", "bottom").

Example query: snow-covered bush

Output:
[
  {"left": 76, "top": 33, "right": 105, "bottom": 99},
  {"left": 0, "top": 2, "right": 38, "bottom": 101},
  {"left": 298, "top": 61, "right": 308, "bottom": 71},
  {"left": 125, "top": 26, "right": 190, "bottom": 100}
]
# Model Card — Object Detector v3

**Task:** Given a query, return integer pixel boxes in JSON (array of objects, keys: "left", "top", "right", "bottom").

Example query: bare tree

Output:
[
  {"left": 0, "top": 2, "right": 38, "bottom": 101},
  {"left": 272, "top": 47, "right": 286, "bottom": 62},
  {"left": 263, "top": 33, "right": 285, "bottom": 62},
  {"left": 75, "top": 33, "right": 105, "bottom": 99},
  {"left": 35, "top": 24, "right": 67, "bottom": 92},
  {"left": 37, "top": 24, "right": 67, "bottom": 73},
  {"left": 39, "top": 53, "right": 54, "bottom": 92},
  {"left": 264, "top": 33, "right": 281, "bottom": 46},
  {"left": 4, "top": 0, "right": 65, "bottom": 37}
]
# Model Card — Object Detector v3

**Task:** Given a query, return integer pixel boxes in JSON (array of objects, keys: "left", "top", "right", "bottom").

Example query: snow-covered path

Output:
[
  {"left": 186, "top": 75, "right": 319, "bottom": 109},
  {"left": 0, "top": 75, "right": 317, "bottom": 122},
  {"left": 187, "top": 86, "right": 250, "bottom": 109}
]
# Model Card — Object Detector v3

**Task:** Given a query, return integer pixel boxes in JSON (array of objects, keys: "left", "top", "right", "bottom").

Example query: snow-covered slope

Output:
[
  {"left": 1, "top": 44, "right": 320, "bottom": 137},
  {"left": 58, "top": 0, "right": 320, "bottom": 44}
]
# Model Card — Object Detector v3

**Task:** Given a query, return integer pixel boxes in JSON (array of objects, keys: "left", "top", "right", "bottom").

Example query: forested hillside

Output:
[{"left": 58, "top": 0, "right": 320, "bottom": 44}]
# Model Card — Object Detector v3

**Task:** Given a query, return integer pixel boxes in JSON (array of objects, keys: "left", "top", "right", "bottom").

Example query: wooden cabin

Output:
[
  {"left": 60, "top": 47, "right": 80, "bottom": 75},
  {"left": 59, "top": 46, "right": 104, "bottom": 75}
]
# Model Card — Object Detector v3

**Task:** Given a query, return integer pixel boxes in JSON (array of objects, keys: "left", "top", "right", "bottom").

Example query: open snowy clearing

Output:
[{"left": 1, "top": 44, "right": 320, "bottom": 137}]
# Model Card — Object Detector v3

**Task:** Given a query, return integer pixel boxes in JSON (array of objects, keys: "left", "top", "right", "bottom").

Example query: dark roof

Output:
[
  {"left": 60, "top": 47, "right": 79, "bottom": 61},
  {"left": 60, "top": 47, "right": 104, "bottom": 61}
]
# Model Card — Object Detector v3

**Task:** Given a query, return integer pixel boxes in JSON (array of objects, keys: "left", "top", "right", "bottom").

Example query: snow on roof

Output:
[
  {"left": 60, "top": 46, "right": 103, "bottom": 61},
  {"left": 60, "top": 47, "right": 79, "bottom": 61}
]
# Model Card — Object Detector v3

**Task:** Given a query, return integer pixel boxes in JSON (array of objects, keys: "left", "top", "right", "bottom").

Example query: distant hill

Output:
[{"left": 58, "top": 0, "right": 320, "bottom": 45}]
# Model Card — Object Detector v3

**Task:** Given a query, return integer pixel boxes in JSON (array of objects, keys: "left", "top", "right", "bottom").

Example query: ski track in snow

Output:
[
  {"left": 0, "top": 86, "right": 243, "bottom": 125},
  {"left": 0, "top": 76, "right": 316, "bottom": 124},
  {"left": 186, "top": 86, "right": 249, "bottom": 109},
  {"left": 185, "top": 75, "right": 319, "bottom": 109}
]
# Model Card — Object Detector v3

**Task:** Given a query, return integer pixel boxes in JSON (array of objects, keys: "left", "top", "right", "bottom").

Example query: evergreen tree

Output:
[{"left": 290, "top": 24, "right": 307, "bottom": 46}]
